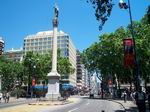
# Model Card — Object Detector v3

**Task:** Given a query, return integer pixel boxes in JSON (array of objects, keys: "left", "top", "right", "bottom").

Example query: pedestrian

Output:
[
  {"left": 130, "top": 91, "right": 136, "bottom": 103},
  {"left": 3, "top": 93, "right": 7, "bottom": 103},
  {"left": 0, "top": 92, "right": 2, "bottom": 103},
  {"left": 147, "top": 89, "right": 150, "bottom": 111},
  {"left": 122, "top": 91, "right": 127, "bottom": 103},
  {"left": 6, "top": 92, "right": 10, "bottom": 103},
  {"left": 135, "top": 87, "right": 146, "bottom": 112}
]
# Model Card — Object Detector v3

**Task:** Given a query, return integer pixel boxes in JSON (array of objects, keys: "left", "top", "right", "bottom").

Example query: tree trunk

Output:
[
  {"left": 129, "top": 81, "right": 132, "bottom": 91},
  {"left": 101, "top": 82, "right": 104, "bottom": 99},
  {"left": 145, "top": 78, "right": 147, "bottom": 91}
]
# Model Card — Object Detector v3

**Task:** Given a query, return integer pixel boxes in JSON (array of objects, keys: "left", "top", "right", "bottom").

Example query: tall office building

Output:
[
  {"left": 23, "top": 30, "right": 76, "bottom": 86},
  {"left": 76, "top": 50, "right": 89, "bottom": 89}
]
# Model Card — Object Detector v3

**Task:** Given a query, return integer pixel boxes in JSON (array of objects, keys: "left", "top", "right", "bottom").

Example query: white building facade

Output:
[
  {"left": 4, "top": 48, "right": 23, "bottom": 62},
  {"left": 23, "top": 31, "right": 76, "bottom": 86},
  {"left": 76, "top": 50, "right": 89, "bottom": 89},
  {"left": 0, "top": 37, "right": 4, "bottom": 55}
]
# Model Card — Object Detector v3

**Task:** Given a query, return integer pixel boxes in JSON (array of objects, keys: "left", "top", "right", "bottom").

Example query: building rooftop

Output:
[
  {"left": 0, "top": 37, "right": 4, "bottom": 43},
  {"left": 25, "top": 30, "right": 67, "bottom": 39},
  {"left": 5, "top": 48, "right": 23, "bottom": 53}
]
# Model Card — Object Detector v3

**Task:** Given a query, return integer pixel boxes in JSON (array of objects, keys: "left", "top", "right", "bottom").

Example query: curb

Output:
[
  {"left": 108, "top": 99, "right": 126, "bottom": 111},
  {"left": 28, "top": 101, "right": 72, "bottom": 106}
]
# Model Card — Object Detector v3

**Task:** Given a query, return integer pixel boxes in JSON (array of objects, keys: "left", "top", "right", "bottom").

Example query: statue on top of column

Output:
[{"left": 54, "top": 5, "right": 59, "bottom": 19}]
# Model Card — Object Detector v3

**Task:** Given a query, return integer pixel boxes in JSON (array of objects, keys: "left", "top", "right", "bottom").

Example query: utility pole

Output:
[{"left": 119, "top": 0, "right": 140, "bottom": 91}]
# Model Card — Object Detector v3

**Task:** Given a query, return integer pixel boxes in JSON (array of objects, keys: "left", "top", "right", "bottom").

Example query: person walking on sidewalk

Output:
[
  {"left": 3, "top": 93, "right": 7, "bottom": 103},
  {"left": 122, "top": 91, "right": 127, "bottom": 103},
  {"left": 135, "top": 87, "right": 146, "bottom": 112},
  {"left": 0, "top": 92, "right": 2, "bottom": 103},
  {"left": 147, "top": 89, "right": 150, "bottom": 111},
  {"left": 6, "top": 92, "right": 10, "bottom": 103}
]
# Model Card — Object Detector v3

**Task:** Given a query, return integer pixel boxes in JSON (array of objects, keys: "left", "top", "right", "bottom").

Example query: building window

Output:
[
  {"left": 48, "top": 41, "right": 51, "bottom": 45},
  {"left": 39, "top": 42, "right": 42, "bottom": 45},
  {"left": 61, "top": 44, "right": 66, "bottom": 47},
  {"left": 35, "top": 42, "right": 38, "bottom": 46},
  {"left": 31, "top": 43, "right": 34, "bottom": 46},
  {"left": 39, "top": 47, "right": 42, "bottom": 50},
  {"left": 27, "top": 39, "right": 30, "bottom": 42},
  {"left": 44, "top": 38, "right": 47, "bottom": 41},
  {"left": 44, "top": 42, "right": 47, "bottom": 45},
  {"left": 58, "top": 40, "right": 61, "bottom": 43},
  {"left": 48, "top": 45, "right": 51, "bottom": 49},
  {"left": 48, "top": 37, "right": 52, "bottom": 40},
  {"left": 57, "top": 36, "right": 60, "bottom": 39},
  {"left": 61, "top": 40, "right": 66, "bottom": 43},
  {"left": 43, "top": 46, "right": 46, "bottom": 49}
]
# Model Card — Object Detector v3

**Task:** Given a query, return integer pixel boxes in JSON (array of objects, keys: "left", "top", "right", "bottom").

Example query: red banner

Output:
[
  {"left": 108, "top": 79, "right": 112, "bottom": 85},
  {"left": 123, "top": 38, "right": 135, "bottom": 68},
  {"left": 32, "top": 78, "right": 36, "bottom": 86}
]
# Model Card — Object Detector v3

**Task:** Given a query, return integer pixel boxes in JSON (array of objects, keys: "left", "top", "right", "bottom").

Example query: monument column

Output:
[{"left": 46, "top": 5, "right": 60, "bottom": 100}]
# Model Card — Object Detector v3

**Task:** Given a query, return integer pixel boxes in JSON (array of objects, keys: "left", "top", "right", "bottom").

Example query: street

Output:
[
  {"left": 0, "top": 96, "right": 139, "bottom": 112},
  {"left": 43, "top": 96, "right": 125, "bottom": 112}
]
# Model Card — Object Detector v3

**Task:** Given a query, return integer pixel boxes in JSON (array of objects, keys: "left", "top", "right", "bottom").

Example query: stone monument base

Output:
[
  {"left": 46, "top": 93, "right": 60, "bottom": 100},
  {"left": 46, "top": 71, "right": 60, "bottom": 101}
]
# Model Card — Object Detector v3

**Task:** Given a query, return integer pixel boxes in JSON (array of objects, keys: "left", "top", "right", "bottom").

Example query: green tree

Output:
[
  {"left": 141, "top": 5, "right": 150, "bottom": 24},
  {"left": 129, "top": 21, "right": 150, "bottom": 87},
  {"left": 23, "top": 50, "right": 75, "bottom": 85},
  {"left": 82, "top": 20, "right": 150, "bottom": 90},
  {"left": 0, "top": 56, "right": 24, "bottom": 93},
  {"left": 86, "top": 0, "right": 114, "bottom": 30}
]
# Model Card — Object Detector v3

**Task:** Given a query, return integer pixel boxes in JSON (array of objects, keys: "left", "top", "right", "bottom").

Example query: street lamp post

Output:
[
  {"left": 31, "top": 65, "right": 36, "bottom": 98},
  {"left": 119, "top": 0, "right": 140, "bottom": 91},
  {"left": 42, "top": 81, "right": 45, "bottom": 97},
  {"left": 27, "top": 58, "right": 32, "bottom": 97},
  {"left": 26, "top": 57, "right": 38, "bottom": 98},
  {"left": 16, "top": 80, "right": 19, "bottom": 99}
]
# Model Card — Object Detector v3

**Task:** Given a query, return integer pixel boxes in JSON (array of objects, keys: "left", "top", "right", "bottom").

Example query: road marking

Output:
[
  {"left": 85, "top": 102, "right": 90, "bottom": 105},
  {"left": 68, "top": 108, "right": 79, "bottom": 112}
]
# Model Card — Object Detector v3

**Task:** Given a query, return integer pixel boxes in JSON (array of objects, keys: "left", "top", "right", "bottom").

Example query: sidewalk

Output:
[
  {"left": 111, "top": 99, "right": 150, "bottom": 112},
  {"left": 0, "top": 97, "right": 35, "bottom": 104},
  {"left": 111, "top": 99, "right": 138, "bottom": 112}
]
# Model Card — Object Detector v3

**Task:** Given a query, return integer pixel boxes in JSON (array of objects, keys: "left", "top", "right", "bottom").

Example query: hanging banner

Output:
[
  {"left": 108, "top": 79, "right": 112, "bottom": 85},
  {"left": 32, "top": 78, "right": 36, "bottom": 86},
  {"left": 123, "top": 38, "right": 135, "bottom": 68}
]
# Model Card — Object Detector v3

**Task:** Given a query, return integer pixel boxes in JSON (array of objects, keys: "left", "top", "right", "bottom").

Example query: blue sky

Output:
[{"left": 0, "top": 0, "right": 149, "bottom": 52}]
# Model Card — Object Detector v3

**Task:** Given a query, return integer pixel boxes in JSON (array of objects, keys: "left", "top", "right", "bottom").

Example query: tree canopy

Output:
[
  {"left": 81, "top": 9, "right": 150, "bottom": 88},
  {"left": 86, "top": 0, "right": 150, "bottom": 30},
  {"left": 86, "top": 0, "right": 114, "bottom": 30},
  {"left": 0, "top": 50, "right": 74, "bottom": 93}
]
